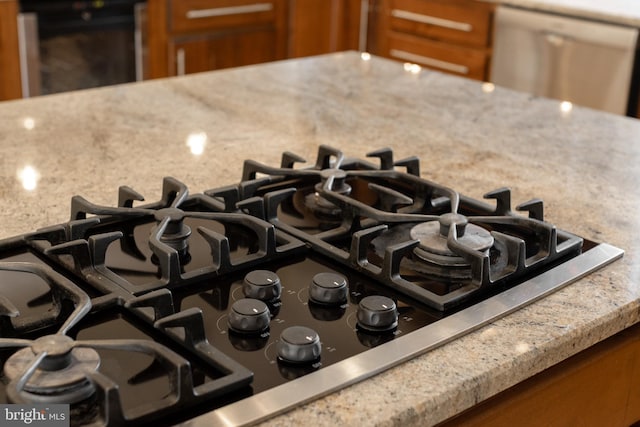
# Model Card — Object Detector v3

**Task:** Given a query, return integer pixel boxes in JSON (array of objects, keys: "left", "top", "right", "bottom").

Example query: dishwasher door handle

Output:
[
  {"left": 543, "top": 31, "right": 578, "bottom": 48},
  {"left": 544, "top": 32, "right": 566, "bottom": 47}
]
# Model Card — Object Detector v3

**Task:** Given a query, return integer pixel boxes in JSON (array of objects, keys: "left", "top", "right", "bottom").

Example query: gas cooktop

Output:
[{"left": 0, "top": 146, "right": 623, "bottom": 426}]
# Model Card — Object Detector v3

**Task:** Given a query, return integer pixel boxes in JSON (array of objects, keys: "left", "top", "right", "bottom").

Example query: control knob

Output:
[
  {"left": 228, "top": 298, "right": 270, "bottom": 334},
  {"left": 357, "top": 295, "right": 398, "bottom": 332},
  {"left": 277, "top": 326, "right": 321, "bottom": 364},
  {"left": 243, "top": 270, "right": 282, "bottom": 301},
  {"left": 309, "top": 272, "right": 348, "bottom": 305}
]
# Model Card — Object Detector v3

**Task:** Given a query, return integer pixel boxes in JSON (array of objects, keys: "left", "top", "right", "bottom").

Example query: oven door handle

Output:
[{"left": 17, "top": 12, "right": 41, "bottom": 98}]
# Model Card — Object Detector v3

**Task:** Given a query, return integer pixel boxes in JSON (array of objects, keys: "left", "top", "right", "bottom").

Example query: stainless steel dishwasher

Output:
[{"left": 490, "top": 5, "right": 639, "bottom": 116}]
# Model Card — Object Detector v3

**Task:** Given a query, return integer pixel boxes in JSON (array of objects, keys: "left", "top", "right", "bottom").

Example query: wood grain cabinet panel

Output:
[
  {"left": 287, "top": 0, "right": 362, "bottom": 58},
  {"left": 0, "top": 0, "right": 22, "bottom": 100},
  {"left": 169, "top": 29, "right": 278, "bottom": 75},
  {"left": 372, "top": 0, "right": 495, "bottom": 81},
  {"left": 437, "top": 323, "right": 640, "bottom": 427},
  {"left": 147, "top": 0, "right": 286, "bottom": 78}
]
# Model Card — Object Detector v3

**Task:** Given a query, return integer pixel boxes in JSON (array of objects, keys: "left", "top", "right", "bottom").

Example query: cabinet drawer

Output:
[
  {"left": 386, "top": 32, "right": 488, "bottom": 80},
  {"left": 168, "top": 0, "right": 279, "bottom": 34},
  {"left": 387, "top": 0, "right": 493, "bottom": 48}
]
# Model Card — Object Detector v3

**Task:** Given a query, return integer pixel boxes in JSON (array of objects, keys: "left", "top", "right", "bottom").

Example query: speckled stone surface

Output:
[
  {"left": 484, "top": 0, "right": 640, "bottom": 26},
  {"left": 1, "top": 52, "right": 639, "bottom": 426}
]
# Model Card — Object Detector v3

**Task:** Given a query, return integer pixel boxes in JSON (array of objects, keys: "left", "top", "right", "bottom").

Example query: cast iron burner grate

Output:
[
  {"left": 0, "top": 262, "right": 252, "bottom": 426},
  {"left": 205, "top": 145, "right": 584, "bottom": 310},
  {"left": 23, "top": 177, "right": 304, "bottom": 296}
]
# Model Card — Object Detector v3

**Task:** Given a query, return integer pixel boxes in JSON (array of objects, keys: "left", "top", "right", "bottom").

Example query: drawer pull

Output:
[
  {"left": 186, "top": 3, "right": 273, "bottom": 19},
  {"left": 391, "top": 9, "right": 473, "bottom": 32},
  {"left": 390, "top": 49, "right": 469, "bottom": 75}
]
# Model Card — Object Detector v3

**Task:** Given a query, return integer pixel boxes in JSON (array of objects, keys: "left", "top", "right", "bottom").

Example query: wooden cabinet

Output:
[
  {"left": 437, "top": 323, "right": 640, "bottom": 426},
  {"left": 168, "top": 26, "right": 280, "bottom": 75},
  {"left": 0, "top": 0, "right": 21, "bottom": 100},
  {"left": 147, "top": 0, "right": 364, "bottom": 79},
  {"left": 371, "top": 0, "right": 495, "bottom": 81},
  {"left": 147, "top": 0, "right": 287, "bottom": 78},
  {"left": 287, "top": 0, "right": 362, "bottom": 58}
]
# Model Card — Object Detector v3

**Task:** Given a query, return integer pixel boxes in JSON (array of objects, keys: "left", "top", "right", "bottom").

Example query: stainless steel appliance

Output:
[
  {"left": 0, "top": 147, "right": 623, "bottom": 426},
  {"left": 17, "top": 0, "right": 146, "bottom": 97},
  {"left": 491, "top": 5, "right": 639, "bottom": 116}
]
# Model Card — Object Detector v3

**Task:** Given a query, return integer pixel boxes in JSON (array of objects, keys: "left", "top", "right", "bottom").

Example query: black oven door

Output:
[{"left": 18, "top": 0, "right": 146, "bottom": 96}]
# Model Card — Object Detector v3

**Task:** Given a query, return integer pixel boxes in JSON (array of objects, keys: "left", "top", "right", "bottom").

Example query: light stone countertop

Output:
[
  {"left": 484, "top": 0, "right": 640, "bottom": 26},
  {"left": 0, "top": 52, "right": 639, "bottom": 426}
]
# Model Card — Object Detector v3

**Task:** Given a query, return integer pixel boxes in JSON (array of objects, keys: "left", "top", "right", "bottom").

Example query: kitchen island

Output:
[{"left": 0, "top": 52, "right": 638, "bottom": 426}]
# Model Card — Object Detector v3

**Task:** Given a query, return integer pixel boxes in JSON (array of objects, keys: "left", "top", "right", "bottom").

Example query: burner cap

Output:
[
  {"left": 154, "top": 207, "right": 185, "bottom": 223},
  {"left": 153, "top": 207, "right": 192, "bottom": 253},
  {"left": 4, "top": 335, "right": 100, "bottom": 404},
  {"left": 409, "top": 214, "right": 494, "bottom": 266},
  {"left": 302, "top": 168, "right": 352, "bottom": 218}
]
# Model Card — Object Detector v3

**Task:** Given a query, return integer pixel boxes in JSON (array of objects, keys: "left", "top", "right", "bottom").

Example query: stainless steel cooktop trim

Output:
[{"left": 181, "top": 243, "right": 624, "bottom": 427}]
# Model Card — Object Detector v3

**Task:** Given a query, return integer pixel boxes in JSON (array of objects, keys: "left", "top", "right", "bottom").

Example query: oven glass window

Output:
[
  {"left": 20, "top": 0, "right": 142, "bottom": 96},
  {"left": 39, "top": 29, "right": 136, "bottom": 95}
]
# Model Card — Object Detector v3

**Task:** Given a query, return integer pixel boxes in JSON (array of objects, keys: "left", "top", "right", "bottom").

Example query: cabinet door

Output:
[
  {"left": 169, "top": 29, "right": 278, "bottom": 75},
  {"left": 288, "top": 0, "right": 362, "bottom": 57},
  {"left": 146, "top": 0, "right": 286, "bottom": 79}
]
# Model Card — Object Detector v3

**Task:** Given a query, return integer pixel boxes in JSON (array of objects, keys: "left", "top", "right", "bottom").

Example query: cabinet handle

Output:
[
  {"left": 186, "top": 3, "right": 273, "bottom": 19},
  {"left": 391, "top": 9, "right": 473, "bottom": 32},
  {"left": 176, "top": 48, "right": 186, "bottom": 76},
  {"left": 134, "top": 3, "right": 147, "bottom": 81},
  {"left": 358, "top": 0, "right": 369, "bottom": 52},
  {"left": 390, "top": 49, "right": 469, "bottom": 75}
]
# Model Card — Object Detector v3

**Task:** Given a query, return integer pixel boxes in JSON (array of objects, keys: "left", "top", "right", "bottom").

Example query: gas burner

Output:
[
  {"left": 0, "top": 261, "right": 95, "bottom": 406},
  {"left": 233, "top": 146, "right": 586, "bottom": 310},
  {"left": 369, "top": 222, "right": 510, "bottom": 289},
  {"left": 403, "top": 213, "right": 496, "bottom": 280},
  {"left": 410, "top": 213, "right": 495, "bottom": 262},
  {"left": 304, "top": 168, "right": 353, "bottom": 218},
  {"left": 0, "top": 260, "right": 253, "bottom": 426},
  {"left": 151, "top": 208, "right": 192, "bottom": 259},
  {"left": 25, "top": 177, "right": 304, "bottom": 295},
  {"left": 4, "top": 335, "right": 100, "bottom": 404},
  {"left": 69, "top": 177, "right": 202, "bottom": 265}
]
